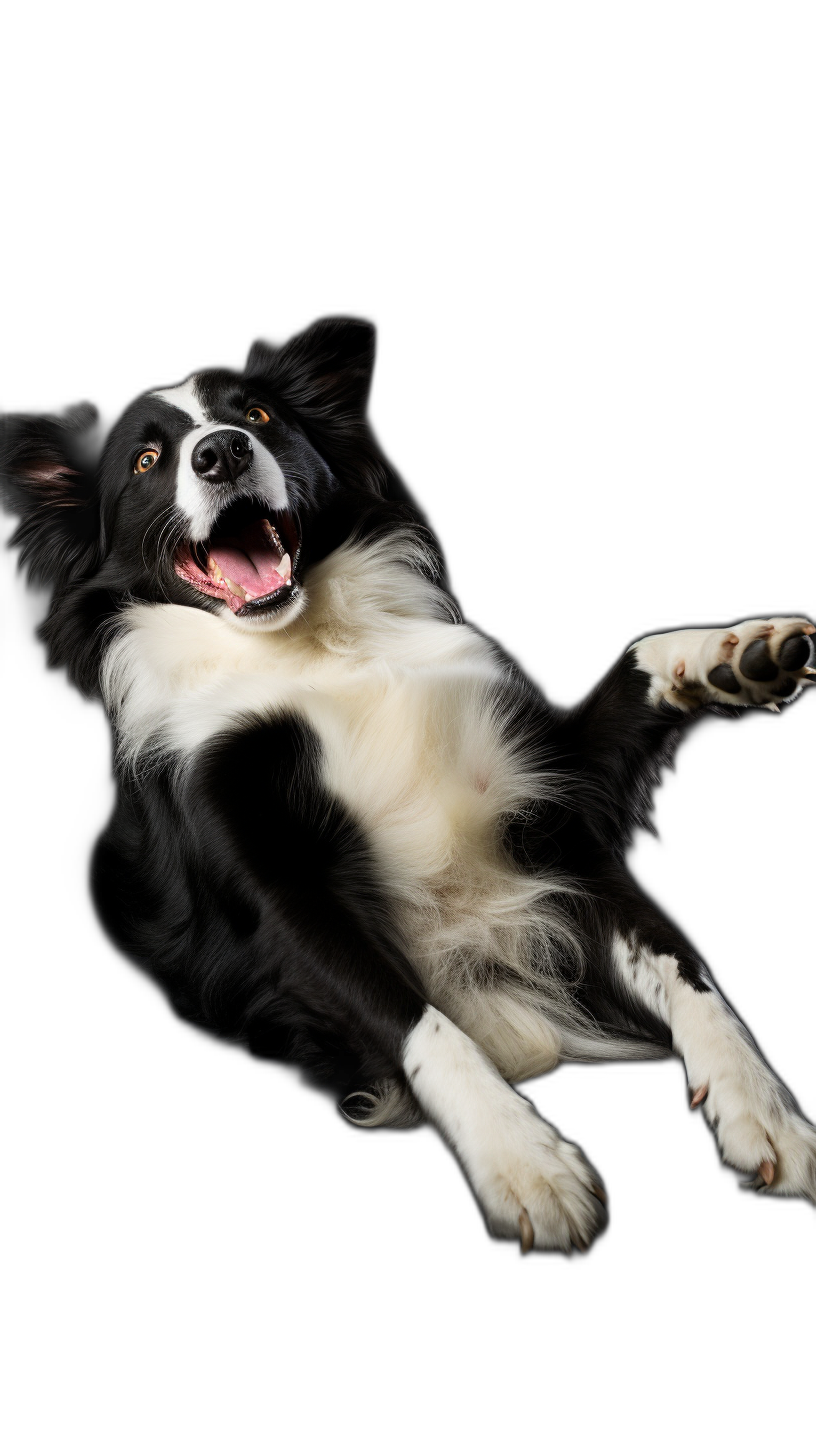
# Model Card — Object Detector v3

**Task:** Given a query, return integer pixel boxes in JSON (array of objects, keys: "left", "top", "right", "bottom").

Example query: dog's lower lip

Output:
[{"left": 235, "top": 580, "right": 299, "bottom": 616}]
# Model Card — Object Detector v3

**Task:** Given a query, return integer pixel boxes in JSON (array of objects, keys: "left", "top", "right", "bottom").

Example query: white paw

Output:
[
  {"left": 764, "top": 1112, "right": 816, "bottom": 1198},
  {"left": 636, "top": 617, "right": 815, "bottom": 710},
  {"left": 467, "top": 1099, "right": 607, "bottom": 1253},
  {"left": 404, "top": 1006, "right": 607, "bottom": 1253},
  {"left": 689, "top": 1048, "right": 816, "bottom": 1200}
]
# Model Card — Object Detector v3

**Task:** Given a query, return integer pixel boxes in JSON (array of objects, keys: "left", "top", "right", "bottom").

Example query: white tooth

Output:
[
  {"left": 207, "top": 556, "right": 223, "bottom": 582},
  {"left": 260, "top": 519, "right": 283, "bottom": 553},
  {"left": 224, "top": 576, "right": 247, "bottom": 600},
  {"left": 278, "top": 553, "right": 291, "bottom": 583},
  {"left": 244, "top": 591, "right": 255, "bottom": 601}
]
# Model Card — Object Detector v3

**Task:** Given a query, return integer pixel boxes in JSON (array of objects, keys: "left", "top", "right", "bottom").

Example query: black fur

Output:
[{"left": 92, "top": 716, "right": 424, "bottom": 1089}]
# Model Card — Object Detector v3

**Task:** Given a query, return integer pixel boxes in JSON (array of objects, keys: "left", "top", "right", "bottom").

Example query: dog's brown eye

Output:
[
  {"left": 246, "top": 407, "right": 270, "bottom": 424},
  {"left": 135, "top": 449, "right": 160, "bottom": 474}
]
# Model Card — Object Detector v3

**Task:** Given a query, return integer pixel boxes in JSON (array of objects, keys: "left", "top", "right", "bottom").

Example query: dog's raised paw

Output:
[
  {"left": 636, "top": 618, "right": 815, "bottom": 710},
  {"left": 703, "top": 618, "right": 815, "bottom": 708}
]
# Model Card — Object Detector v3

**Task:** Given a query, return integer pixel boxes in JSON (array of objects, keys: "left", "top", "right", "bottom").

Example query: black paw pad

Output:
[
  {"left": 708, "top": 663, "right": 741, "bottom": 694},
  {"left": 739, "top": 638, "right": 778, "bottom": 682},
  {"left": 779, "top": 634, "right": 811, "bottom": 672},
  {"left": 770, "top": 676, "right": 797, "bottom": 698}
]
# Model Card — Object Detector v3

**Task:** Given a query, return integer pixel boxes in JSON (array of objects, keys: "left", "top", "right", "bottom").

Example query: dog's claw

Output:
[
  {"left": 572, "top": 1234, "right": 588, "bottom": 1253},
  {"left": 591, "top": 1182, "right": 607, "bottom": 1205},
  {"left": 690, "top": 1085, "right": 708, "bottom": 1109},
  {"left": 518, "top": 1208, "right": 534, "bottom": 1254},
  {"left": 759, "top": 1159, "right": 776, "bottom": 1186}
]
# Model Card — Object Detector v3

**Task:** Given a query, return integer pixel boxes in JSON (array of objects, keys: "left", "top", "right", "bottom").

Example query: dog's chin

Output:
[
  {"left": 174, "top": 499, "right": 303, "bottom": 628},
  {"left": 218, "top": 586, "right": 308, "bottom": 633}
]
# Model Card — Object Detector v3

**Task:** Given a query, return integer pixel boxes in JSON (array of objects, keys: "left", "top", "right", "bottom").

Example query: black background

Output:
[{"left": 3, "top": 133, "right": 810, "bottom": 1339}]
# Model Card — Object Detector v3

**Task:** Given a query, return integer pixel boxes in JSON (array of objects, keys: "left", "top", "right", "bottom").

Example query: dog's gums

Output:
[{"left": 175, "top": 503, "right": 301, "bottom": 616}]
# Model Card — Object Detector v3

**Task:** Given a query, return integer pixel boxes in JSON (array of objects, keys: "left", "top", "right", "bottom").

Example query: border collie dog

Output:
[{"left": 3, "top": 317, "right": 815, "bottom": 1253}]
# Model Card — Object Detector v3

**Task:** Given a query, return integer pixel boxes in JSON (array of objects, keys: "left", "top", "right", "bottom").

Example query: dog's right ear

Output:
[
  {"left": 245, "top": 319, "right": 392, "bottom": 495},
  {"left": 1, "top": 403, "right": 101, "bottom": 587}
]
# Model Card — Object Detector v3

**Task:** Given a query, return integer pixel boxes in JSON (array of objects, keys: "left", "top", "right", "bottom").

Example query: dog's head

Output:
[{"left": 2, "top": 318, "right": 416, "bottom": 683}]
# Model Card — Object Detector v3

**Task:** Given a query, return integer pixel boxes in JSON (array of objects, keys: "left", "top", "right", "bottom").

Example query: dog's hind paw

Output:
[
  {"left": 468, "top": 1102, "right": 608, "bottom": 1254},
  {"left": 745, "top": 1112, "right": 816, "bottom": 1201},
  {"left": 687, "top": 1036, "right": 816, "bottom": 1201}
]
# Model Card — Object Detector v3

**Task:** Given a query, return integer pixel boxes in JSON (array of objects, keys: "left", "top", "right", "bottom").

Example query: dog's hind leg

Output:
[
  {"left": 605, "top": 880, "right": 816, "bottom": 1201},
  {"left": 190, "top": 715, "right": 605, "bottom": 1254},
  {"left": 556, "top": 607, "right": 816, "bottom": 1200},
  {"left": 402, "top": 1005, "right": 607, "bottom": 1252}
]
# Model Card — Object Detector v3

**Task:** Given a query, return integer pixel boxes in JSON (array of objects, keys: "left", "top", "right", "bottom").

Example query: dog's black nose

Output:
[{"left": 192, "top": 430, "right": 253, "bottom": 484}]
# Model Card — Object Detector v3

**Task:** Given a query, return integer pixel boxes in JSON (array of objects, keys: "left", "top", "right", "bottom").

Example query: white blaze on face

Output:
[
  {"left": 152, "top": 377, "right": 289, "bottom": 542},
  {"left": 153, "top": 379, "right": 209, "bottom": 426}
]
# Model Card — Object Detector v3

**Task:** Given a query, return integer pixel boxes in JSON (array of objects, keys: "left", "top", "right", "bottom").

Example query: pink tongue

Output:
[{"left": 210, "top": 521, "right": 283, "bottom": 596}]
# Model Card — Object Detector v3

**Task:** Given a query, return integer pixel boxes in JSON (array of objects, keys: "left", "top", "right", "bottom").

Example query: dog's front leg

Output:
[
  {"left": 610, "top": 929, "right": 816, "bottom": 1198},
  {"left": 403, "top": 1006, "right": 607, "bottom": 1252}
]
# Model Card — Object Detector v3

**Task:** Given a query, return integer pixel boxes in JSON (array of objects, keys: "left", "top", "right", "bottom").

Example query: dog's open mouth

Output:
[{"left": 175, "top": 500, "right": 301, "bottom": 617}]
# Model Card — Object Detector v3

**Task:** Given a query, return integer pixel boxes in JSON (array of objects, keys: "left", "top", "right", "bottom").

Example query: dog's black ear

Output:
[
  {"left": 1, "top": 403, "right": 101, "bottom": 586},
  {"left": 245, "top": 317, "right": 387, "bottom": 493},
  {"left": 246, "top": 317, "right": 376, "bottom": 421}
]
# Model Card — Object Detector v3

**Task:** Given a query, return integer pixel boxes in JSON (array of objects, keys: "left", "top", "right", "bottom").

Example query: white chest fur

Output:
[{"left": 102, "top": 535, "right": 575, "bottom": 1077}]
